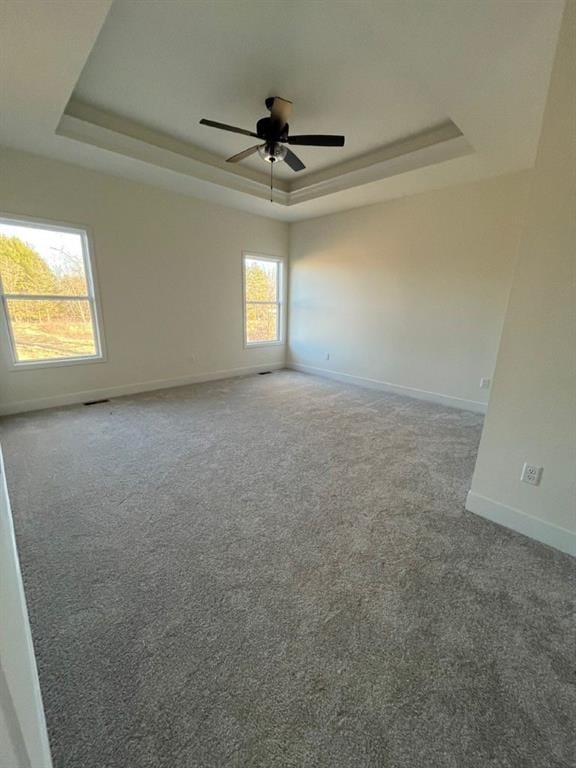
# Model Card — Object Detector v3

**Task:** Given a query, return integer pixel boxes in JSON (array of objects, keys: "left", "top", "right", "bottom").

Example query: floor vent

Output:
[{"left": 84, "top": 399, "right": 111, "bottom": 406}]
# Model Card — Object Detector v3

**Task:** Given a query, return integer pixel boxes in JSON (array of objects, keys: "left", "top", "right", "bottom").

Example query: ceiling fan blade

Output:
[
  {"left": 226, "top": 145, "right": 262, "bottom": 163},
  {"left": 200, "top": 118, "right": 259, "bottom": 138},
  {"left": 284, "top": 148, "right": 306, "bottom": 172},
  {"left": 287, "top": 134, "right": 345, "bottom": 147},
  {"left": 268, "top": 96, "right": 292, "bottom": 126}
]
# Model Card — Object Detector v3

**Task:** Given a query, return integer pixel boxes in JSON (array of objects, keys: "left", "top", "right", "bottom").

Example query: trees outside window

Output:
[
  {"left": 0, "top": 218, "right": 103, "bottom": 365},
  {"left": 243, "top": 255, "right": 284, "bottom": 346}
]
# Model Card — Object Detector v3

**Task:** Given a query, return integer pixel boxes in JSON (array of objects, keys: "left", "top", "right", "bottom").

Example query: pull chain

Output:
[{"left": 270, "top": 160, "right": 273, "bottom": 203}]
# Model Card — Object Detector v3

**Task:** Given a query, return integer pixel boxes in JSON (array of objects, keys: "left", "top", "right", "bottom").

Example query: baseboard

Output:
[
  {"left": 0, "top": 363, "right": 285, "bottom": 416},
  {"left": 287, "top": 362, "right": 487, "bottom": 413},
  {"left": 466, "top": 490, "right": 576, "bottom": 557}
]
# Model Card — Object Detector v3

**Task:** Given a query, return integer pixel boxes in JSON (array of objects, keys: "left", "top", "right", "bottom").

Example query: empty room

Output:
[{"left": 0, "top": 1, "right": 574, "bottom": 766}]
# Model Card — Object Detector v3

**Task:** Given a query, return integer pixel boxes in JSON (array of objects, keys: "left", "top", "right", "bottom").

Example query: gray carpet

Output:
[{"left": 1, "top": 371, "right": 574, "bottom": 768}]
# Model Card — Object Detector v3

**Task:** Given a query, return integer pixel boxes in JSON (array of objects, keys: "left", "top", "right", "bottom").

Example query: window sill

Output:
[
  {"left": 9, "top": 355, "right": 106, "bottom": 371},
  {"left": 244, "top": 341, "right": 285, "bottom": 349}
]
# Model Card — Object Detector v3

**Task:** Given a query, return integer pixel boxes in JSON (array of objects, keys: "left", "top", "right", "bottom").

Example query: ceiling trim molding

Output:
[
  {"left": 57, "top": 112, "right": 290, "bottom": 204},
  {"left": 58, "top": 102, "right": 472, "bottom": 207},
  {"left": 290, "top": 121, "right": 463, "bottom": 191},
  {"left": 62, "top": 99, "right": 287, "bottom": 191},
  {"left": 289, "top": 129, "right": 472, "bottom": 205}
]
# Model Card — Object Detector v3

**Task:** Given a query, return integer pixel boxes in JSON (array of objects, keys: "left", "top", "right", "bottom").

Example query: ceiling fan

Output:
[{"left": 199, "top": 97, "right": 345, "bottom": 194}]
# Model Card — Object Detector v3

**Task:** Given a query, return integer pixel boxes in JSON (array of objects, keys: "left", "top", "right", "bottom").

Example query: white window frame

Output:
[
  {"left": 242, "top": 252, "right": 285, "bottom": 348},
  {"left": 0, "top": 214, "right": 106, "bottom": 369}
]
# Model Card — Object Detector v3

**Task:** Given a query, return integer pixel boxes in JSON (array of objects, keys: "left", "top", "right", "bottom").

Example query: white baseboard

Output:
[
  {"left": 287, "top": 362, "right": 487, "bottom": 413},
  {"left": 466, "top": 490, "right": 576, "bottom": 557},
  {"left": 0, "top": 363, "right": 285, "bottom": 416}
]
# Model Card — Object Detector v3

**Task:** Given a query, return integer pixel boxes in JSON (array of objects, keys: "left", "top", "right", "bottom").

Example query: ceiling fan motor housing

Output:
[{"left": 256, "top": 117, "right": 289, "bottom": 142}]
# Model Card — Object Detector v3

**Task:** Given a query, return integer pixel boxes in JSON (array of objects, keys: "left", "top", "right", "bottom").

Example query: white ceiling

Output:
[
  {"left": 0, "top": 0, "right": 565, "bottom": 221},
  {"left": 73, "top": 0, "right": 452, "bottom": 181}
]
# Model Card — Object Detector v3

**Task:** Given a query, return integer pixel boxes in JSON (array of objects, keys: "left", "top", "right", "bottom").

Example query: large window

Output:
[
  {"left": 242, "top": 253, "right": 284, "bottom": 346},
  {"left": 0, "top": 216, "right": 103, "bottom": 366}
]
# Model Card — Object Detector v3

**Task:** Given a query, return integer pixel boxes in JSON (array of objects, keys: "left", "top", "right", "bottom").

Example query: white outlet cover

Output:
[
  {"left": 480, "top": 377, "right": 491, "bottom": 389},
  {"left": 521, "top": 463, "right": 543, "bottom": 486}
]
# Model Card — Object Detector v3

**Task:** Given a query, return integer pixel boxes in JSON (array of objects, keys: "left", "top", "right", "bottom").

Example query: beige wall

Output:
[
  {"left": 0, "top": 149, "right": 288, "bottom": 413},
  {"left": 288, "top": 171, "right": 531, "bottom": 411},
  {"left": 0, "top": 697, "right": 20, "bottom": 768},
  {"left": 0, "top": 448, "right": 52, "bottom": 767},
  {"left": 467, "top": 0, "right": 576, "bottom": 554}
]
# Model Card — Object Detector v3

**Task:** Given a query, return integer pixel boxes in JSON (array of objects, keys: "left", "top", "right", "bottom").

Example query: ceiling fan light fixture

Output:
[{"left": 258, "top": 142, "right": 287, "bottom": 163}]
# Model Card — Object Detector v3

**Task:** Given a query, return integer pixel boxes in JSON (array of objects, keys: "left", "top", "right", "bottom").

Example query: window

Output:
[
  {"left": 0, "top": 216, "right": 103, "bottom": 366},
  {"left": 242, "top": 253, "right": 284, "bottom": 346}
]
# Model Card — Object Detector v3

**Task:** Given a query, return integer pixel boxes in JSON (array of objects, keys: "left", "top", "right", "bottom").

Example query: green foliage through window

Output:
[
  {"left": 244, "top": 257, "right": 282, "bottom": 344},
  {"left": 0, "top": 224, "right": 99, "bottom": 363}
]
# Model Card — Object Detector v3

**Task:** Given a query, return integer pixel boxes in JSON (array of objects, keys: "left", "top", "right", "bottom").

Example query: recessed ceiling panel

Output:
[{"left": 73, "top": 0, "right": 454, "bottom": 180}]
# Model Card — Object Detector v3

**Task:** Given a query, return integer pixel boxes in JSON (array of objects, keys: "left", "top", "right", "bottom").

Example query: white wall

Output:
[
  {"left": 0, "top": 694, "right": 21, "bottom": 768},
  {"left": 288, "top": 171, "right": 531, "bottom": 411},
  {"left": 0, "top": 448, "right": 52, "bottom": 767},
  {"left": 467, "top": 0, "right": 576, "bottom": 556},
  {"left": 0, "top": 148, "right": 288, "bottom": 414}
]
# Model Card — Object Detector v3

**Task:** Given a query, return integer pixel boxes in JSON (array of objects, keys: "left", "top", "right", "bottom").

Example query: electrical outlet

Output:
[
  {"left": 480, "top": 377, "right": 491, "bottom": 389},
  {"left": 521, "top": 463, "right": 543, "bottom": 486}
]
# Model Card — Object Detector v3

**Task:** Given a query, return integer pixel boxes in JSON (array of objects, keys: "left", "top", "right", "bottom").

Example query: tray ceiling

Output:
[{"left": 0, "top": 0, "right": 565, "bottom": 221}]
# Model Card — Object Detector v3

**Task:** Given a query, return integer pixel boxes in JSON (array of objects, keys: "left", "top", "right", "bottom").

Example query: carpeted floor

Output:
[{"left": 1, "top": 371, "right": 575, "bottom": 768}]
